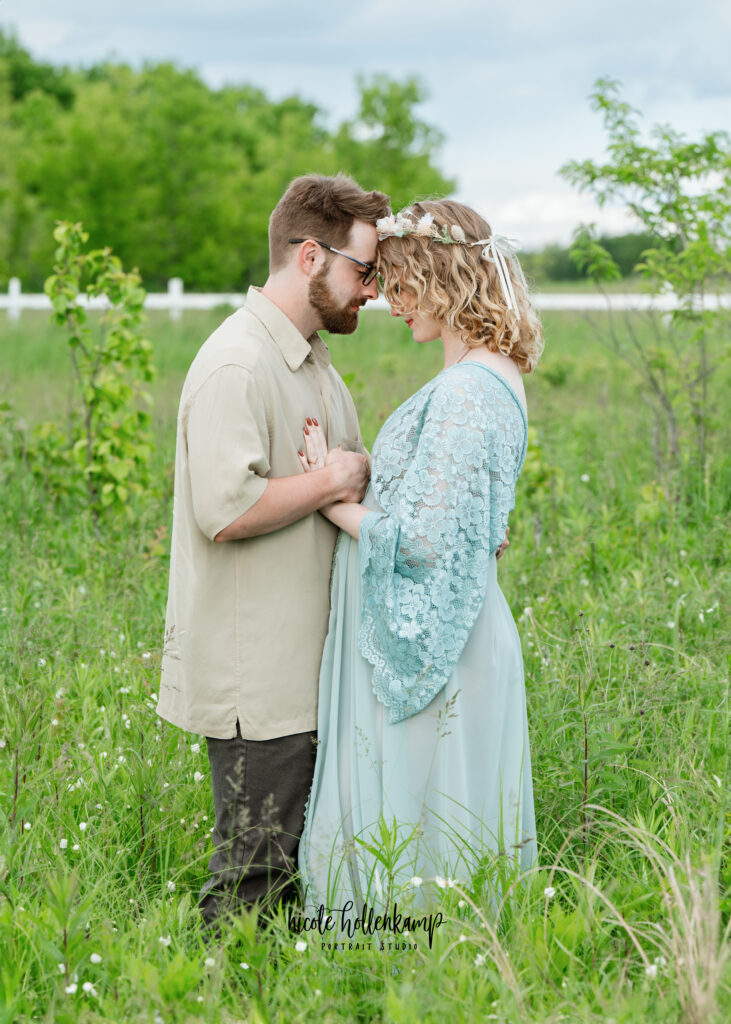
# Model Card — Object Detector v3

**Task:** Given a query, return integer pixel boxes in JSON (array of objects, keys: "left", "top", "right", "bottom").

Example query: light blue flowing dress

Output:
[{"left": 299, "top": 362, "right": 536, "bottom": 911}]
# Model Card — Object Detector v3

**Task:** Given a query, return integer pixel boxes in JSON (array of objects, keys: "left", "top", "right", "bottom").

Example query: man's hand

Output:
[
  {"left": 324, "top": 447, "right": 369, "bottom": 503},
  {"left": 298, "top": 418, "right": 369, "bottom": 503}
]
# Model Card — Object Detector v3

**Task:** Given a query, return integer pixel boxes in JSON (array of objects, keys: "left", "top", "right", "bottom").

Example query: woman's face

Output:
[{"left": 387, "top": 280, "right": 442, "bottom": 345}]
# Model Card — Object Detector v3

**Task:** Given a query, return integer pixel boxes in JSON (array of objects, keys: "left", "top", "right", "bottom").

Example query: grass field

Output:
[{"left": 0, "top": 307, "right": 729, "bottom": 1022}]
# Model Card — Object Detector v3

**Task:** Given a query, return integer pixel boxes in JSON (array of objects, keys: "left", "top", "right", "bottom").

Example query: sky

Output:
[{"left": 2, "top": 0, "right": 730, "bottom": 248}]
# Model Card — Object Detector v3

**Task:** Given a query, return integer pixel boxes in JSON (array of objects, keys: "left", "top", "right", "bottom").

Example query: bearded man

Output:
[{"left": 157, "top": 174, "right": 390, "bottom": 925}]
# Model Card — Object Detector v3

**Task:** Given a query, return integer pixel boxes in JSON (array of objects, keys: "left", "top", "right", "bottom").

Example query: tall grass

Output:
[{"left": 0, "top": 308, "right": 728, "bottom": 1021}]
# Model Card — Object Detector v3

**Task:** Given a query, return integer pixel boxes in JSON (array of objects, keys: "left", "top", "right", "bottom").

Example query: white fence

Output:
[{"left": 2, "top": 276, "right": 729, "bottom": 320}]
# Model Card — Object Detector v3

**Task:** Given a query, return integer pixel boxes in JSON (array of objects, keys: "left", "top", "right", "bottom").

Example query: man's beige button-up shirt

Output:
[{"left": 157, "top": 287, "right": 365, "bottom": 740}]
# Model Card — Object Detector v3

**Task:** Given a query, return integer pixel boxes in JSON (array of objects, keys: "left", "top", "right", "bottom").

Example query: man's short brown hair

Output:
[{"left": 268, "top": 174, "right": 390, "bottom": 272}]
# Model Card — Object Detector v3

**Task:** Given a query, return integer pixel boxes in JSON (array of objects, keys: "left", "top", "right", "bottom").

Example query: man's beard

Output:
[{"left": 308, "top": 267, "right": 362, "bottom": 335}]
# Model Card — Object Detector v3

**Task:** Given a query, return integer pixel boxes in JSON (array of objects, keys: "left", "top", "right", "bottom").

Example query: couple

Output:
[{"left": 157, "top": 173, "right": 542, "bottom": 926}]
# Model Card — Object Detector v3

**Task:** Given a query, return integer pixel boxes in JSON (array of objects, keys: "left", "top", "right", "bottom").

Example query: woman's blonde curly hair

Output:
[{"left": 376, "top": 199, "right": 544, "bottom": 373}]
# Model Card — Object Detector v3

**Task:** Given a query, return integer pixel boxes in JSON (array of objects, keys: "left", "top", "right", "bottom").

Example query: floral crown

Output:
[{"left": 376, "top": 210, "right": 527, "bottom": 319}]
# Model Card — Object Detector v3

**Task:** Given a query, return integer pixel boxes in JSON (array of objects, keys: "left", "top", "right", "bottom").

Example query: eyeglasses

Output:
[{"left": 288, "top": 238, "right": 378, "bottom": 286}]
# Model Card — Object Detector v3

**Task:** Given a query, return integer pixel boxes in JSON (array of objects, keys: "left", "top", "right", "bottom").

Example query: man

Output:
[{"left": 157, "top": 173, "right": 391, "bottom": 925}]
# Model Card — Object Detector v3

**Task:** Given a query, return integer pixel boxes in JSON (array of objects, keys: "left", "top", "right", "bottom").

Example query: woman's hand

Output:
[
  {"left": 495, "top": 526, "right": 510, "bottom": 559},
  {"left": 298, "top": 418, "right": 328, "bottom": 472},
  {"left": 298, "top": 416, "right": 368, "bottom": 539}
]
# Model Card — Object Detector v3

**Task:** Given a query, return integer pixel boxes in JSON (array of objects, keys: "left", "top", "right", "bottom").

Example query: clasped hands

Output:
[
  {"left": 298, "top": 418, "right": 369, "bottom": 505},
  {"left": 297, "top": 417, "right": 509, "bottom": 558}
]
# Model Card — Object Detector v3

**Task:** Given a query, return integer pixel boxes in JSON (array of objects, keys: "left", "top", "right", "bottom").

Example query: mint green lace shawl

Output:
[{"left": 358, "top": 363, "right": 527, "bottom": 723}]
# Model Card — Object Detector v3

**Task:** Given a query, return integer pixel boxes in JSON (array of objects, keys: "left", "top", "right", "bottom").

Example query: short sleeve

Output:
[
  {"left": 186, "top": 365, "right": 270, "bottom": 540},
  {"left": 358, "top": 370, "right": 522, "bottom": 723}
]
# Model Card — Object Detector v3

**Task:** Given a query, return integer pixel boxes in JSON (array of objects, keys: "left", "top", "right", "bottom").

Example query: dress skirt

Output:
[{"left": 298, "top": 488, "right": 536, "bottom": 913}]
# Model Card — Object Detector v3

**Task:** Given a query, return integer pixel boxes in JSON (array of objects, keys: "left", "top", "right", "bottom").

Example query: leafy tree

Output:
[
  {"left": 334, "top": 74, "right": 454, "bottom": 211},
  {"left": 0, "top": 44, "right": 453, "bottom": 291},
  {"left": 0, "top": 29, "right": 74, "bottom": 107},
  {"left": 561, "top": 78, "right": 731, "bottom": 498},
  {"left": 43, "top": 221, "right": 156, "bottom": 523}
]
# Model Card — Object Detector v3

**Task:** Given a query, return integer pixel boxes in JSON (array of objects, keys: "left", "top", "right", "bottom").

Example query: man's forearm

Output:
[{"left": 214, "top": 468, "right": 348, "bottom": 541}]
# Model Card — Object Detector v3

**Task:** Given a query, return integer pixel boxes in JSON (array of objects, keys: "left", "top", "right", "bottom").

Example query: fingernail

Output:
[
  {"left": 298, "top": 450, "right": 304, "bottom": 457},
  {"left": 313, "top": 418, "right": 319, "bottom": 426},
  {"left": 304, "top": 426, "right": 309, "bottom": 435},
  {"left": 306, "top": 417, "right": 312, "bottom": 425}
]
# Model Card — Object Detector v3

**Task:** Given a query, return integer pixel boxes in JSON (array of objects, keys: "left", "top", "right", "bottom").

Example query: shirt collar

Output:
[{"left": 244, "top": 286, "right": 330, "bottom": 371}]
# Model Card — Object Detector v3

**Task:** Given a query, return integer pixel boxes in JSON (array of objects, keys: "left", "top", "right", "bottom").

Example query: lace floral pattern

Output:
[{"left": 358, "top": 364, "right": 527, "bottom": 723}]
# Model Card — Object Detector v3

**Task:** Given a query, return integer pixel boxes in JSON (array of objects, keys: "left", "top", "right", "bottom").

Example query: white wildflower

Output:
[
  {"left": 190, "top": 743, "right": 200, "bottom": 754},
  {"left": 580, "top": 474, "right": 590, "bottom": 483},
  {"left": 666, "top": 621, "right": 675, "bottom": 629},
  {"left": 59, "top": 839, "right": 68, "bottom": 850},
  {"left": 193, "top": 771, "right": 204, "bottom": 783},
  {"left": 204, "top": 957, "right": 215, "bottom": 967},
  {"left": 82, "top": 981, "right": 97, "bottom": 996},
  {"left": 409, "top": 876, "right": 423, "bottom": 887},
  {"left": 38, "top": 658, "right": 47, "bottom": 667},
  {"left": 51, "top": 719, "right": 59, "bottom": 727},
  {"left": 543, "top": 886, "right": 556, "bottom": 899},
  {"left": 79, "top": 822, "right": 87, "bottom": 832},
  {"left": 713, "top": 775, "right": 722, "bottom": 788},
  {"left": 167, "top": 881, "right": 176, "bottom": 892},
  {"left": 78, "top": 584, "right": 87, "bottom": 595},
  {"left": 474, "top": 953, "right": 487, "bottom": 967},
  {"left": 434, "top": 876, "right": 447, "bottom": 889},
  {"left": 240, "top": 962, "right": 250, "bottom": 970},
  {"left": 65, "top": 983, "right": 78, "bottom": 994},
  {"left": 142, "top": 652, "right": 151, "bottom": 661},
  {"left": 376, "top": 215, "right": 398, "bottom": 237},
  {"left": 90, "top": 953, "right": 102, "bottom": 964},
  {"left": 645, "top": 963, "right": 658, "bottom": 979},
  {"left": 699, "top": 612, "right": 704, "bottom": 623},
  {"left": 295, "top": 940, "right": 307, "bottom": 952},
  {"left": 72, "top": 843, "right": 80, "bottom": 851},
  {"left": 23, "top": 822, "right": 31, "bottom": 831},
  {"left": 58, "top": 963, "right": 65, "bottom": 973},
  {"left": 158, "top": 935, "right": 172, "bottom": 947}
]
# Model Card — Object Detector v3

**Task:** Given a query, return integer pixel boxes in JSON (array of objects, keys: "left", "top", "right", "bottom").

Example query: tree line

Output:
[
  {"left": 0, "top": 31, "right": 454, "bottom": 291},
  {"left": 0, "top": 32, "right": 672, "bottom": 292}
]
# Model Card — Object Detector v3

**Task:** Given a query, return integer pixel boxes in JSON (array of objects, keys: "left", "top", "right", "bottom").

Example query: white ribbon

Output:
[{"left": 470, "top": 235, "right": 525, "bottom": 320}]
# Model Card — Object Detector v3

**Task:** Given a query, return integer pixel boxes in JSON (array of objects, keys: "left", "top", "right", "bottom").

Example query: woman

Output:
[{"left": 298, "top": 200, "right": 543, "bottom": 914}]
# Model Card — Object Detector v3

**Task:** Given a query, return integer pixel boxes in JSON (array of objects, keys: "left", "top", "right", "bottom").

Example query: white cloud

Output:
[{"left": 486, "top": 191, "right": 641, "bottom": 249}]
